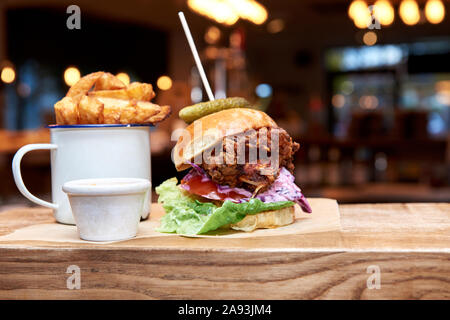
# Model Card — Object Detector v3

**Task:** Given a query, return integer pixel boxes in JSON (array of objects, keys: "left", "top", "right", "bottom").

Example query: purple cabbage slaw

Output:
[{"left": 180, "top": 164, "right": 312, "bottom": 213}]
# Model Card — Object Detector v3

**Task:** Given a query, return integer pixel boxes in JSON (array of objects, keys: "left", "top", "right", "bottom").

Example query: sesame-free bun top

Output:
[{"left": 173, "top": 108, "right": 278, "bottom": 171}]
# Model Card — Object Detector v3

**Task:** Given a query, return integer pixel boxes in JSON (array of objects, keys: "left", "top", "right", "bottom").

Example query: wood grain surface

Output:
[{"left": 0, "top": 202, "right": 449, "bottom": 300}]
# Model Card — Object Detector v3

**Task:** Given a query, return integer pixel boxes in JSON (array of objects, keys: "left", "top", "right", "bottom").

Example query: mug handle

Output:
[{"left": 12, "top": 143, "right": 58, "bottom": 209}]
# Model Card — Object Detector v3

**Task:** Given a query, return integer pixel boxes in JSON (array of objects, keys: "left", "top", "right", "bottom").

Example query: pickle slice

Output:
[{"left": 179, "top": 97, "right": 251, "bottom": 124}]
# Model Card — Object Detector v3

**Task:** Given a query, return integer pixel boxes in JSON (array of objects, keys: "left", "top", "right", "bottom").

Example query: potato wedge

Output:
[
  {"left": 119, "top": 105, "right": 138, "bottom": 124},
  {"left": 78, "top": 96, "right": 104, "bottom": 124},
  {"left": 96, "top": 97, "right": 132, "bottom": 124},
  {"left": 88, "top": 89, "right": 129, "bottom": 100},
  {"left": 93, "top": 72, "right": 126, "bottom": 91},
  {"left": 66, "top": 71, "right": 104, "bottom": 104},
  {"left": 127, "top": 82, "right": 155, "bottom": 101},
  {"left": 134, "top": 101, "right": 162, "bottom": 123},
  {"left": 54, "top": 97, "right": 78, "bottom": 125},
  {"left": 89, "top": 82, "right": 155, "bottom": 101},
  {"left": 148, "top": 105, "right": 171, "bottom": 123},
  {"left": 54, "top": 71, "right": 169, "bottom": 126}
]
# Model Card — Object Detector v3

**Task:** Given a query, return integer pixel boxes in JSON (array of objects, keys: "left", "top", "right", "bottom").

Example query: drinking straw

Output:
[{"left": 178, "top": 11, "right": 215, "bottom": 101}]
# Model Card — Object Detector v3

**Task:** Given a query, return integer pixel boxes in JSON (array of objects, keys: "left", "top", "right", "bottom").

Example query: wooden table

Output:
[
  {"left": 0, "top": 203, "right": 449, "bottom": 300},
  {"left": 0, "top": 129, "right": 50, "bottom": 154}
]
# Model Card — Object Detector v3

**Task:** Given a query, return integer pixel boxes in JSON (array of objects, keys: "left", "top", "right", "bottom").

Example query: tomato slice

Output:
[{"left": 181, "top": 172, "right": 249, "bottom": 203}]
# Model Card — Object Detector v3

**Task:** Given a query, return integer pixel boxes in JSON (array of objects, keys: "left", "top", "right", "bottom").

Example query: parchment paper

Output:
[{"left": 0, "top": 198, "right": 340, "bottom": 244}]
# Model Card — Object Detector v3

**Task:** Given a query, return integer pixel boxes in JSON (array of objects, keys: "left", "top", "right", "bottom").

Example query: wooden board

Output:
[{"left": 0, "top": 202, "right": 449, "bottom": 299}]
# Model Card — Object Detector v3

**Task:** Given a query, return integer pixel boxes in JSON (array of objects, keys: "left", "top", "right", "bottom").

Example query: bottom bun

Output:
[{"left": 230, "top": 206, "right": 295, "bottom": 232}]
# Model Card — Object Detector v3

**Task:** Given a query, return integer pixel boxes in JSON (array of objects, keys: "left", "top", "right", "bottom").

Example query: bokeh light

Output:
[
  {"left": 363, "top": 31, "right": 377, "bottom": 46},
  {"left": 205, "top": 26, "right": 221, "bottom": 44},
  {"left": 373, "top": 0, "right": 395, "bottom": 26},
  {"left": 227, "top": 0, "right": 268, "bottom": 25},
  {"left": 348, "top": 1, "right": 368, "bottom": 20},
  {"left": 359, "top": 95, "right": 379, "bottom": 109},
  {"left": 349, "top": 1, "right": 372, "bottom": 29},
  {"left": 332, "top": 94, "right": 346, "bottom": 108},
  {"left": 1, "top": 66, "right": 16, "bottom": 84},
  {"left": 188, "top": 0, "right": 239, "bottom": 25},
  {"left": 157, "top": 75, "right": 173, "bottom": 91},
  {"left": 425, "top": 0, "right": 445, "bottom": 24},
  {"left": 399, "top": 0, "right": 420, "bottom": 26},
  {"left": 255, "top": 83, "right": 273, "bottom": 98},
  {"left": 64, "top": 67, "right": 80, "bottom": 86},
  {"left": 267, "top": 19, "right": 285, "bottom": 34}
]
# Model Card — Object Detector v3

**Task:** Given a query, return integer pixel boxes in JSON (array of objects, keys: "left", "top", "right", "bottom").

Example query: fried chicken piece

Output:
[{"left": 200, "top": 127, "right": 299, "bottom": 192}]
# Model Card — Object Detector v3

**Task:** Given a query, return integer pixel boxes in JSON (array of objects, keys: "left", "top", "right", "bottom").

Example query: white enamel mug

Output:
[{"left": 12, "top": 124, "right": 152, "bottom": 225}]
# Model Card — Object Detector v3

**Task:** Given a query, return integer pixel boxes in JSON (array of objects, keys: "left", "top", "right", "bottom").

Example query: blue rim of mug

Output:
[{"left": 47, "top": 124, "right": 153, "bottom": 129}]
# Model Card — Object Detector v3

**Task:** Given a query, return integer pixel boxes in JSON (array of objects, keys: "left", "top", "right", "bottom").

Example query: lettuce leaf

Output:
[{"left": 155, "top": 178, "right": 294, "bottom": 235}]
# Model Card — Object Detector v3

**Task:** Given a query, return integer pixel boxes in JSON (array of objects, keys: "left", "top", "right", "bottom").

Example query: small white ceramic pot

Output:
[{"left": 63, "top": 178, "right": 150, "bottom": 241}]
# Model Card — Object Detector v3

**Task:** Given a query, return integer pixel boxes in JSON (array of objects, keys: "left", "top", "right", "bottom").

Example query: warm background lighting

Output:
[
  {"left": 349, "top": 0, "right": 445, "bottom": 28},
  {"left": 205, "top": 46, "right": 219, "bottom": 59},
  {"left": 373, "top": 0, "right": 395, "bottom": 26},
  {"left": 348, "top": 1, "right": 372, "bottom": 29},
  {"left": 188, "top": 0, "right": 267, "bottom": 26},
  {"left": 157, "top": 75, "right": 173, "bottom": 91},
  {"left": 267, "top": 19, "right": 285, "bottom": 34},
  {"left": 348, "top": 1, "right": 368, "bottom": 20},
  {"left": 399, "top": 0, "right": 420, "bottom": 26},
  {"left": 64, "top": 66, "right": 80, "bottom": 86},
  {"left": 354, "top": 11, "right": 372, "bottom": 29},
  {"left": 332, "top": 94, "right": 345, "bottom": 108},
  {"left": 227, "top": 0, "right": 268, "bottom": 25},
  {"left": 1, "top": 66, "right": 16, "bottom": 84},
  {"left": 188, "top": 0, "right": 239, "bottom": 25},
  {"left": 116, "top": 72, "right": 130, "bottom": 85},
  {"left": 425, "top": 0, "right": 445, "bottom": 24},
  {"left": 359, "top": 95, "right": 379, "bottom": 109},
  {"left": 204, "top": 26, "right": 221, "bottom": 44},
  {"left": 363, "top": 31, "right": 378, "bottom": 46}
]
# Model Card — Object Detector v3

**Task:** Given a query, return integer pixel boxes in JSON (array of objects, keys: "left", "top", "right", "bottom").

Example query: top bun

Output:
[{"left": 173, "top": 108, "right": 278, "bottom": 171}]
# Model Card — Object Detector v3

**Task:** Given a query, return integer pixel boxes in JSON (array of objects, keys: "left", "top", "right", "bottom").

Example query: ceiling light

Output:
[
  {"left": 349, "top": 1, "right": 372, "bottom": 29},
  {"left": 188, "top": 0, "right": 239, "bottom": 25},
  {"left": 373, "top": 0, "right": 395, "bottom": 26},
  {"left": 399, "top": 0, "right": 420, "bottom": 26},
  {"left": 425, "top": 0, "right": 445, "bottom": 24},
  {"left": 226, "top": 0, "right": 268, "bottom": 25},
  {"left": 348, "top": 1, "right": 368, "bottom": 20}
]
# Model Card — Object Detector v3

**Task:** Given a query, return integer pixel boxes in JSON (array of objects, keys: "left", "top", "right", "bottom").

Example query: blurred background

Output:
[{"left": 0, "top": 0, "right": 449, "bottom": 208}]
